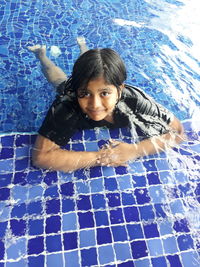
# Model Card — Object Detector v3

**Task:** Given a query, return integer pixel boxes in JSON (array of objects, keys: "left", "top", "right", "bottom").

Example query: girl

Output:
[{"left": 28, "top": 38, "right": 184, "bottom": 172}]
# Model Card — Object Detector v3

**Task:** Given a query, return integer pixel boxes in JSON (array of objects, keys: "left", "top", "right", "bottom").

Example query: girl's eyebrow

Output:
[{"left": 85, "top": 87, "right": 113, "bottom": 92}]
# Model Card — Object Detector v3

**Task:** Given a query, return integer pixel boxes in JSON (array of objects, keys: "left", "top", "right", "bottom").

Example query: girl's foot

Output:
[
  {"left": 27, "top": 44, "right": 46, "bottom": 58},
  {"left": 77, "top": 37, "right": 88, "bottom": 54}
]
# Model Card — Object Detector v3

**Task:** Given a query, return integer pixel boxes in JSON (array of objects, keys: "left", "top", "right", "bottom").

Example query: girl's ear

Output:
[{"left": 118, "top": 84, "right": 124, "bottom": 99}]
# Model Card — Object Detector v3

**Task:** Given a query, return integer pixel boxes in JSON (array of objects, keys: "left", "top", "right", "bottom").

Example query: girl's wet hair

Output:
[{"left": 70, "top": 48, "right": 127, "bottom": 95}]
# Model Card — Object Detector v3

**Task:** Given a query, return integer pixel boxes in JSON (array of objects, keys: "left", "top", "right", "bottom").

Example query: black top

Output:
[{"left": 38, "top": 80, "right": 174, "bottom": 146}]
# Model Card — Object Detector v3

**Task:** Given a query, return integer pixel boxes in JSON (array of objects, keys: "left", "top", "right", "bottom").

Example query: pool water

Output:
[{"left": 0, "top": 0, "right": 200, "bottom": 266}]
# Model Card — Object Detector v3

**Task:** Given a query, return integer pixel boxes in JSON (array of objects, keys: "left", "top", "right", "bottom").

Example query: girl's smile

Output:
[{"left": 77, "top": 77, "right": 122, "bottom": 123}]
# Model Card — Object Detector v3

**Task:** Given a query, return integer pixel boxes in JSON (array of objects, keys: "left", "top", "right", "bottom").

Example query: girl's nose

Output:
[{"left": 89, "top": 96, "right": 102, "bottom": 109}]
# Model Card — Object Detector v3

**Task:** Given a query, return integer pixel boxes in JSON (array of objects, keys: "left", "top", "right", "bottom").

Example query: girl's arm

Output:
[
  {"left": 28, "top": 45, "right": 67, "bottom": 88},
  {"left": 32, "top": 135, "right": 100, "bottom": 172},
  {"left": 97, "top": 117, "right": 185, "bottom": 166}
]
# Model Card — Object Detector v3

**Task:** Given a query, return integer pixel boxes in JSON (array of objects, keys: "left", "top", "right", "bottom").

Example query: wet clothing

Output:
[{"left": 38, "top": 80, "right": 174, "bottom": 146}]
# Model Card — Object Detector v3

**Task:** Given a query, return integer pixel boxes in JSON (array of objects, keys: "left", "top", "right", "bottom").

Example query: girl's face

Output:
[{"left": 77, "top": 77, "right": 122, "bottom": 123}]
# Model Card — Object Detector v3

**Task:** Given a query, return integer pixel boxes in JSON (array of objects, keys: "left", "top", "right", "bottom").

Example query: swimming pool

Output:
[{"left": 0, "top": 0, "right": 200, "bottom": 266}]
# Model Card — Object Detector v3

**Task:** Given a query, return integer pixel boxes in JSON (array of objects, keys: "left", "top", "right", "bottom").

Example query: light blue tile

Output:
[
  {"left": 118, "top": 175, "right": 133, "bottom": 190},
  {"left": 134, "top": 258, "right": 151, "bottom": 267},
  {"left": 90, "top": 178, "right": 104, "bottom": 193},
  {"left": 156, "top": 159, "right": 170, "bottom": 171},
  {"left": 128, "top": 161, "right": 145, "bottom": 174},
  {"left": 0, "top": 202, "right": 11, "bottom": 221},
  {"left": 85, "top": 142, "right": 99, "bottom": 151},
  {"left": 12, "top": 186, "right": 28, "bottom": 204},
  {"left": 76, "top": 181, "right": 90, "bottom": 194},
  {"left": 79, "top": 229, "right": 96, "bottom": 248},
  {"left": 6, "top": 259, "right": 27, "bottom": 267},
  {"left": 102, "top": 166, "right": 115, "bottom": 177},
  {"left": 170, "top": 199, "right": 184, "bottom": 214},
  {"left": 28, "top": 186, "right": 44, "bottom": 200},
  {"left": 0, "top": 159, "right": 13, "bottom": 174},
  {"left": 149, "top": 185, "right": 166, "bottom": 203},
  {"left": 62, "top": 212, "right": 77, "bottom": 231},
  {"left": 114, "top": 243, "right": 132, "bottom": 261},
  {"left": 64, "top": 250, "right": 81, "bottom": 267},
  {"left": 174, "top": 171, "right": 189, "bottom": 183},
  {"left": 98, "top": 245, "right": 115, "bottom": 265},
  {"left": 15, "top": 147, "right": 29, "bottom": 158},
  {"left": 159, "top": 220, "right": 173, "bottom": 236},
  {"left": 7, "top": 238, "right": 26, "bottom": 260},
  {"left": 162, "top": 236, "right": 179, "bottom": 254},
  {"left": 47, "top": 253, "right": 64, "bottom": 267},
  {"left": 147, "top": 238, "right": 163, "bottom": 256},
  {"left": 159, "top": 171, "right": 176, "bottom": 184},
  {"left": 181, "top": 251, "right": 200, "bottom": 267}
]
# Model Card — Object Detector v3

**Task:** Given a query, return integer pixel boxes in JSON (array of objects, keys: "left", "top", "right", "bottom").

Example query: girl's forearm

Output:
[
  {"left": 130, "top": 131, "right": 184, "bottom": 160},
  {"left": 32, "top": 148, "right": 99, "bottom": 172}
]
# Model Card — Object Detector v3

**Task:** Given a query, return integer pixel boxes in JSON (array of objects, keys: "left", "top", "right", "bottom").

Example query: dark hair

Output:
[{"left": 70, "top": 48, "right": 127, "bottom": 94}]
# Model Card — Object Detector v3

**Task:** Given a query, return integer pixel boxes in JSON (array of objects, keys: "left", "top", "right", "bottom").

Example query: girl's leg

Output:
[
  {"left": 77, "top": 37, "right": 89, "bottom": 55},
  {"left": 27, "top": 45, "right": 67, "bottom": 88}
]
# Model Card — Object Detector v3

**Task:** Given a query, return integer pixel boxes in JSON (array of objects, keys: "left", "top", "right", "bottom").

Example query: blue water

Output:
[{"left": 0, "top": 0, "right": 200, "bottom": 266}]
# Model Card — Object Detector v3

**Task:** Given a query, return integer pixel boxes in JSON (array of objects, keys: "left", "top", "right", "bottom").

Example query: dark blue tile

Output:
[
  {"left": 146, "top": 172, "right": 161, "bottom": 185},
  {"left": 46, "top": 216, "right": 61, "bottom": 234},
  {"left": 97, "top": 227, "right": 112, "bottom": 245},
  {"left": 173, "top": 219, "right": 190, "bottom": 233},
  {"left": 44, "top": 185, "right": 59, "bottom": 198},
  {"left": 143, "top": 223, "right": 159, "bottom": 238},
  {"left": 151, "top": 257, "right": 167, "bottom": 267},
  {"left": 72, "top": 143, "right": 84, "bottom": 151},
  {"left": 124, "top": 206, "right": 139, "bottom": 222},
  {"left": 15, "top": 157, "right": 29, "bottom": 171},
  {"left": 11, "top": 203, "right": 27, "bottom": 218},
  {"left": 60, "top": 182, "right": 74, "bottom": 196},
  {"left": 46, "top": 234, "right": 62, "bottom": 252},
  {"left": 131, "top": 240, "right": 148, "bottom": 259},
  {"left": 0, "top": 240, "right": 4, "bottom": 260},
  {"left": 43, "top": 171, "right": 58, "bottom": 185},
  {"left": 77, "top": 195, "right": 91, "bottom": 210},
  {"left": 29, "top": 219, "right": 44, "bottom": 235},
  {"left": 127, "top": 224, "right": 144, "bottom": 240},
  {"left": 0, "top": 221, "right": 7, "bottom": 238},
  {"left": 178, "top": 183, "right": 193, "bottom": 197},
  {"left": 154, "top": 204, "right": 167, "bottom": 218},
  {"left": 177, "top": 234, "right": 194, "bottom": 251},
  {"left": 109, "top": 129, "right": 120, "bottom": 139},
  {"left": 0, "top": 173, "right": 12, "bottom": 187},
  {"left": 139, "top": 205, "right": 155, "bottom": 221},
  {"left": 91, "top": 194, "right": 106, "bottom": 209},
  {"left": 104, "top": 178, "right": 118, "bottom": 191},
  {"left": 81, "top": 248, "right": 98, "bottom": 266},
  {"left": 84, "top": 129, "right": 96, "bottom": 140},
  {"left": 28, "top": 255, "right": 44, "bottom": 267},
  {"left": 195, "top": 183, "right": 200, "bottom": 196},
  {"left": 74, "top": 169, "right": 87, "bottom": 180},
  {"left": 78, "top": 211, "right": 94, "bottom": 228},
  {"left": 28, "top": 201, "right": 43, "bottom": 215},
  {"left": 1, "top": 135, "right": 14, "bottom": 147},
  {"left": 0, "top": 148, "right": 14, "bottom": 159},
  {"left": 111, "top": 225, "right": 127, "bottom": 241},
  {"left": 13, "top": 172, "right": 27, "bottom": 185},
  {"left": 71, "top": 131, "right": 83, "bottom": 141},
  {"left": 63, "top": 232, "right": 78, "bottom": 250},
  {"left": 121, "top": 192, "right": 135, "bottom": 205},
  {"left": 132, "top": 175, "right": 146, "bottom": 187},
  {"left": 28, "top": 236, "right": 44, "bottom": 255},
  {"left": 0, "top": 188, "right": 10, "bottom": 201},
  {"left": 135, "top": 188, "right": 151, "bottom": 204},
  {"left": 117, "top": 261, "right": 134, "bottom": 267},
  {"left": 27, "top": 170, "right": 43, "bottom": 185},
  {"left": 62, "top": 198, "right": 75, "bottom": 212},
  {"left": 143, "top": 160, "right": 157, "bottom": 172},
  {"left": 95, "top": 211, "right": 109, "bottom": 226},
  {"left": 107, "top": 193, "right": 121, "bottom": 207},
  {"left": 10, "top": 219, "right": 26, "bottom": 236},
  {"left": 167, "top": 255, "right": 182, "bottom": 267},
  {"left": 115, "top": 166, "right": 128, "bottom": 175},
  {"left": 109, "top": 208, "right": 124, "bottom": 224},
  {"left": 90, "top": 166, "right": 102, "bottom": 178},
  {"left": 16, "top": 134, "right": 30, "bottom": 146},
  {"left": 46, "top": 199, "right": 60, "bottom": 214}
]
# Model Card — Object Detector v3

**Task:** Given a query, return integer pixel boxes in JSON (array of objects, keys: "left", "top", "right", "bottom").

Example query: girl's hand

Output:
[{"left": 96, "top": 140, "right": 136, "bottom": 167}]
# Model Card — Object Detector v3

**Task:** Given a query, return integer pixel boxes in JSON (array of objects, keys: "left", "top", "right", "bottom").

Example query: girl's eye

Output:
[
  {"left": 78, "top": 91, "right": 90, "bottom": 98},
  {"left": 101, "top": 91, "right": 110, "bottom": 96}
]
